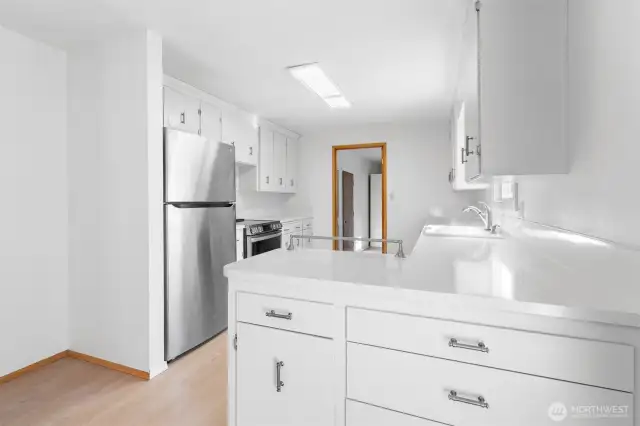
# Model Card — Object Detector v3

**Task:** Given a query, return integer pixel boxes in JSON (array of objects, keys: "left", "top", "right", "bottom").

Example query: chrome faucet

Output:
[{"left": 463, "top": 201, "right": 493, "bottom": 232}]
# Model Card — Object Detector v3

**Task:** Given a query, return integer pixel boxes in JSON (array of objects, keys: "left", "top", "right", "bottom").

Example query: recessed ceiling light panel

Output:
[{"left": 288, "top": 63, "right": 351, "bottom": 109}]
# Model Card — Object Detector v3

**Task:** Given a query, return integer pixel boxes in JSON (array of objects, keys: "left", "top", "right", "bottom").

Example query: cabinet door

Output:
[
  {"left": 258, "top": 127, "right": 275, "bottom": 191},
  {"left": 237, "top": 113, "right": 258, "bottom": 166},
  {"left": 461, "top": 2, "right": 481, "bottom": 180},
  {"left": 285, "top": 138, "right": 298, "bottom": 193},
  {"left": 163, "top": 87, "right": 200, "bottom": 134},
  {"left": 236, "top": 322, "right": 334, "bottom": 426},
  {"left": 200, "top": 101, "right": 222, "bottom": 143},
  {"left": 273, "top": 132, "right": 287, "bottom": 191}
]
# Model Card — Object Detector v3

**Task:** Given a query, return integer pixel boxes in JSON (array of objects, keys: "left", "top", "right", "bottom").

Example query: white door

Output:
[
  {"left": 369, "top": 174, "right": 382, "bottom": 248},
  {"left": 163, "top": 87, "right": 200, "bottom": 134},
  {"left": 200, "top": 101, "right": 222, "bottom": 143},
  {"left": 285, "top": 138, "right": 298, "bottom": 193},
  {"left": 236, "top": 322, "right": 334, "bottom": 426},
  {"left": 258, "top": 127, "right": 275, "bottom": 191},
  {"left": 273, "top": 132, "right": 287, "bottom": 191}
]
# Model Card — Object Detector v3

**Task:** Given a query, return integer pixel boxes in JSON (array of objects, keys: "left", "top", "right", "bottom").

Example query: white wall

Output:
[
  {"left": 0, "top": 25, "right": 68, "bottom": 377},
  {"left": 294, "top": 122, "right": 481, "bottom": 253},
  {"left": 492, "top": 0, "right": 640, "bottom": 247},
  {"left": 67, "top": 30, "right": 165, "bottom": 374}
]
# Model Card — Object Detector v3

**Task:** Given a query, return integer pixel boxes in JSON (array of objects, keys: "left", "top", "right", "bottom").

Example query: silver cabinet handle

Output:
[
  {"left": 276, "top": 361, "right": 284, "bottom": 392},
  {"left": 461, "top": 147, "right": 468, "bottom": 164},
  {"left": 266, "top": 176, "right": 269, "bottom": 184},
  {"left": 449, "top": 338, "right": 489, "bottom": 353},
  {"left": 266, "top": 310, "right": 292, "bottom": 320},
  {"left": 279, "top": 177, "right": 283, "bottom": 186},
  {"left": 465, "top": 136, "right": 475, "bottom": 156},
  {"left": 180, "top": 112, "right": 186, "bottom": 124},
  {"left": 249, "top": 146, "right": 253, "bottom": 155},
  {"left": 449, "top": 390, "right": 489, "bottom": 409},
  {"left": 291, "top": 179, "right": 294, "bottom": 186}
]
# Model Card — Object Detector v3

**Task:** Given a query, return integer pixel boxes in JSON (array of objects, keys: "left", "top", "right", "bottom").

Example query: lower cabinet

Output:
[
  {"left": 347, "top": 342, "right": 633, "bottom": 426},
  {"left": 347, "top": 400, "right": 440, "bottom": 426},
  {"left": 236, "top": 322, "right": 334, "bottom": 426}
]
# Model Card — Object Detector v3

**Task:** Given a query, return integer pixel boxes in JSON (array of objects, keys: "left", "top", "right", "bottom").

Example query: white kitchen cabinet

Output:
[
  {"left": 347, "top": 400, "right": 440, "bottom": 426},
  {"left": 236, "top": 228, "right": 244, "bottom": 260},
  {"left": 449, "top": 102, "right": 488, "bottom": 190},
  {"left": 163, "top": 86, "right": 201, "bottom": 134},
  {"left": 200, "top": 101, "right": 222, "bottom": 143},
  {"left": 455, "top": 0, "right": 568, "bottom": 179},
  {"left": 285, "top": 138, "right": 298, "bottom": 193},
  {"left": 273, "top": 132, "right": 287, "bottom": 191},
  {"left": 348, "top": 342, "right": 633, "bottom": 426},
  {"left": 258, "top": 127, "right": 275, "bottom": 191},
  {"left": 236, "top": 322, "right": 334, "bottom": 426},
  {"left": 223, "top": 109, "right": 258, "bottom": 166}
]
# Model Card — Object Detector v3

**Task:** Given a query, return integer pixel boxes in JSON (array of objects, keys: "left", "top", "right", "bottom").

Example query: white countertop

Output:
[{"left": 224, "top": 225, "right": 640, "bottom": 327}]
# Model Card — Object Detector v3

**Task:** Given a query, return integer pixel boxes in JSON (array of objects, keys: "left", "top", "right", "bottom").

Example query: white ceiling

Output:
[{"left": 0, "top": 0, "right": 468, "bottom": 133}]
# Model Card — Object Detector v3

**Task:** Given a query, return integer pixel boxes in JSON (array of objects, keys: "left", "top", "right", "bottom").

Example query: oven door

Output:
[{"left": 246, "top": 231, "right": 283, "bottom": 257}]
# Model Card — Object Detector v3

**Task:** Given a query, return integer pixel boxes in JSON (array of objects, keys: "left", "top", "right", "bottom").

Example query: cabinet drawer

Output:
[
  {"left": 347, "top": 308, "right": 633, "bottom": 392},
  {"left": 347, "top": 400, "right": 440, "bottom": 426},
  {"left": 237, "top": 292, "right": 333, "bottom": 338},
  {"left": 347, "top": 343, "right": 633, "bottom": 426}
]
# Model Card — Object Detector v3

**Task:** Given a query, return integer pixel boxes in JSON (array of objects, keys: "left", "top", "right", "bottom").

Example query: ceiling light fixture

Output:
[{"left": 288, "top": 63, "right": 351, "bottom": 109}]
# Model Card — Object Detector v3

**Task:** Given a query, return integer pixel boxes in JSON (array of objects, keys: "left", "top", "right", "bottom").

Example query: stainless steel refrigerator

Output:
[{"left": 164, "top": 128, "right": 236, "bottom": 361}]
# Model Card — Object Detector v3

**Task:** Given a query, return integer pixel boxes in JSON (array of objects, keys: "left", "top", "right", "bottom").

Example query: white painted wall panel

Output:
[{"left": 0, "top": 25, "right": 68, "bottom": 377}]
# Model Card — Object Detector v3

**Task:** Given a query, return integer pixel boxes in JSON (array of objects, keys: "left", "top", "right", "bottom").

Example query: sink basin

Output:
[{"left": 422, "top": 225, "right": 504, "bottom": 239}]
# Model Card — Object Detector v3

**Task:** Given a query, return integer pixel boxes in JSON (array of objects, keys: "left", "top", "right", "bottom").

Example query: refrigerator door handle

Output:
[{"left": 169, "top": 202, "right": 235, "bottom": 209}]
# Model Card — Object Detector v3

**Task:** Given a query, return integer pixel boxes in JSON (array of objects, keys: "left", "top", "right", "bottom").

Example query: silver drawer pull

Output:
[
  {"left": 448, "top": 390, "right": 489, "bottom": 409},
  {"left": 449, "top": 338, "right": 489, "bottom": 353},
  {"left": 276, "top": 361, "right": 285, "bottom": 392},
  {"left": 266, "top": 310, "right": 292, "bottom": 320}
]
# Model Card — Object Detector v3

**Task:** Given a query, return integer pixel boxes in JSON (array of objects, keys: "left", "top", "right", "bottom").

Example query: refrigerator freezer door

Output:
[
  {"left": 165, "top": 128, "right": 236, "bottom": 203},
  {"left": 165, "top": 203, "right": 236, "bottom": 360}
]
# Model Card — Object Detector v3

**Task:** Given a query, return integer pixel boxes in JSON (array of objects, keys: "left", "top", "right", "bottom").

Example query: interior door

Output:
[
  {"left": 369, "top": 174, "right": 383, "bottom": 248},
  {"left": 236, "top": 323, "right": 334, "bottom": 426},
  {"left": 165, "top": 204, "right": 236, "bottom": 360},
  {"left": 342, "top": 171, "right": 355, "bottom": 251}
]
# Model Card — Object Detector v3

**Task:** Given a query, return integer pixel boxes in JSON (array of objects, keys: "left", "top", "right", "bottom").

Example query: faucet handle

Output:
[{"left": 478, "top": 201, "right": 491, "bottom": 211}]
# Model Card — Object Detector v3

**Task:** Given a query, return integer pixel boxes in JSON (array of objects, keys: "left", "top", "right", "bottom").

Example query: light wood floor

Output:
[{"left": 0, "top": 333, "right": 227, "bottom": 426}]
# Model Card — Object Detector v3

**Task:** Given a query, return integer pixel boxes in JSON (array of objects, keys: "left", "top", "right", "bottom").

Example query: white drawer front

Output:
[
  {"left": 347, "top": 343, "right": 633, "bottom": 426},
  {"left": 347, "top": 400, "right": 440, "bottom": 426},
  {"left": 347, "top": 308, "right": 634, "bottom": 392},
  {"left": 237, "top": 292, "right": 333, "bottom": 338}
]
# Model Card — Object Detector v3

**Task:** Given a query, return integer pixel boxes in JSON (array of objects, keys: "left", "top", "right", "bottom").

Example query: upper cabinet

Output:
[
  {"left": 163, "top": 79, "right": 261, "bottom": 167},
  {"left": 255, "top": 127, "right": 299, "bottom": 194},
  {"left": 200, "top": 101, "right": 222, "bottom": 143},
  {"left": 222, "top": 109, "right": 258, "bottom": 167},
  {"left": 285, "top": 138, "right": 298, "bottom": 193},
  {"left": 163, "top": 87, "right": 201, "bottom": 135},
  {"left": 257, "top": 127, "right": 275, "bottom": 191},
  {"left": 454, "top": 0, "right": 568, "bottom": 183}
]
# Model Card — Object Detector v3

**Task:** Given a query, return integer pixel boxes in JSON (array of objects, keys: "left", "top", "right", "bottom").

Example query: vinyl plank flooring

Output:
[{"left": 0, "top": 333, "right": 227, "bottom": 426}]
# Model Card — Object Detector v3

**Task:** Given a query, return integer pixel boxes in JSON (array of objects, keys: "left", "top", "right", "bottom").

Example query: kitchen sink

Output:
[{"left": 422, "top": 224, "right": 504, "bottom": 239}]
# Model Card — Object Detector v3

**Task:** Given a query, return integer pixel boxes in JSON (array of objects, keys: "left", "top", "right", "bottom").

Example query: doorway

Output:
[{"left": 332, "top": 143, "right": 387, "bottom": 253}]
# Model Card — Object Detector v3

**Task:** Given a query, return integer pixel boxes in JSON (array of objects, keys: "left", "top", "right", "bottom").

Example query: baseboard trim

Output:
[
  {"left": 67, "top": 351, "right": 150, "bottom": 380},
  {"left": 0, "top": 350, "right": 68, "bottom": 385},
  {"left": 0, "top": 350, "right": 150, "bottom": 385}
]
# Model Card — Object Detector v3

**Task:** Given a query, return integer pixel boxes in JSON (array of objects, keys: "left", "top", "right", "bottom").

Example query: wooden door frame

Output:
[{"left": 332, "top": 142, "right": 388, "bottom": 253}]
